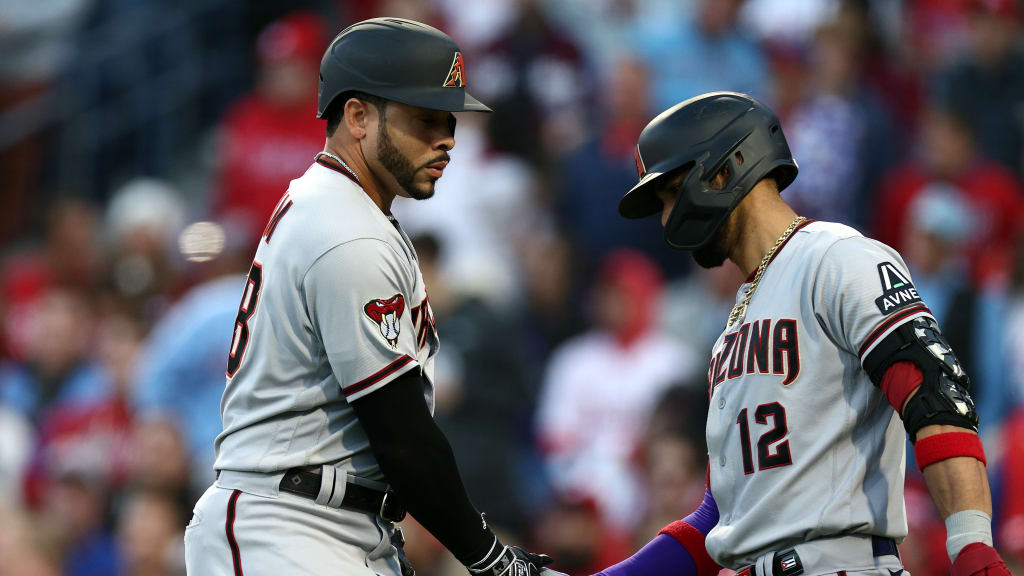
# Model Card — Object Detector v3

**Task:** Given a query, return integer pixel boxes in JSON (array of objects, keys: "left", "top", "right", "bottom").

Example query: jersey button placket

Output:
[
  {"left": 718, "top": 396, "right": 726, "bottom": 409},
  {"left": 719, "top": 455, "right": 727, "bottom": 466}
]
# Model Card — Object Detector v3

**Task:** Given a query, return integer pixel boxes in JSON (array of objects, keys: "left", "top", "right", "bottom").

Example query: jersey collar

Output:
[{"left": 314, "top": 153, "right": 360, "bottom": 187}]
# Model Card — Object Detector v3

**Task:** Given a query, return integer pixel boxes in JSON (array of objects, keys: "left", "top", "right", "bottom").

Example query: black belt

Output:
[
  {"left": 737, "top": 536, "right": 899, "bottom": 576},
  {"left": 279, "top": 468, "right": 407, "bottom": 522}
]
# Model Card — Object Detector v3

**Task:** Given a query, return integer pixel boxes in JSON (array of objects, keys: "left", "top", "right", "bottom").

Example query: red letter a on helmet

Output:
[{"left": 443, "top": 52, "right": 466, "bottom": 87}]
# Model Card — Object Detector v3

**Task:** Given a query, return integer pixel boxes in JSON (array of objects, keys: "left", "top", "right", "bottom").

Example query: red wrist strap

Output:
[
  {"left": 952, "top": 543, "right": 1010, "bottom": 576},
  {"left": 659, "top": 521, "right": 719, "bottom": 576},
  {"left": 914, "top": 431, "right": 987, "bottom": 471}
]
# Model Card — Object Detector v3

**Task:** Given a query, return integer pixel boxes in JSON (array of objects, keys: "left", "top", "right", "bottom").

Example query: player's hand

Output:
[
  {"left": 952, "top": 543, "right": 1012, "bottom": 576},
  {"left": 468, "top": 544, "right": 553, "bottom": 576}
]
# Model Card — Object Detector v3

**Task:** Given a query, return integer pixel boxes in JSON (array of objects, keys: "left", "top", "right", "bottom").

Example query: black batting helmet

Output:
[
  {"left": 316, "top": 17, "right": 491, "bottom": 117},
  {"left": 619, "top": 92, "right": 798, "bottom": 250}
]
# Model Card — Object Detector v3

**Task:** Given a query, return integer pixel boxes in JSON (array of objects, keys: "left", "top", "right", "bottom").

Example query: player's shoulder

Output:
[
  {"left": 799, "top": 220, "right": 910, "bottom": 294},
  {"left": 800, "top": 220, "right": 898, "bottom": 262},
  {"left": 275, "top": 165, "right": 406, "bottom": 261}
]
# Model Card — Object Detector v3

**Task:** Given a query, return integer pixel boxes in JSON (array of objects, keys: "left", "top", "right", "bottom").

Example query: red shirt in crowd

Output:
[
  {"left": 215, "top": 94, "right": 324, "bottom": 238},
  {"left": 873, "top": 160, "right": 1024, "bottom": 285}
]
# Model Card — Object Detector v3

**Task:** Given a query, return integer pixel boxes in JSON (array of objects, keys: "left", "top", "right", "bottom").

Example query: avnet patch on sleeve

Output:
[{"left": 874, "top": 262, "right": 922, "bottom": 314}]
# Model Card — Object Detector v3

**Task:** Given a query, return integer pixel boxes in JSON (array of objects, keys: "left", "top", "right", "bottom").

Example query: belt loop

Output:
[
  {"left": 328, "top": 471, "right": 347, "bottom": 508},
  {"left": 315, "top": 465, "right": 337, "bottom": 506}
]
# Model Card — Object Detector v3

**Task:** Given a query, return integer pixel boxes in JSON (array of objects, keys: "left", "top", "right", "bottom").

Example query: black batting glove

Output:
[{"left": 467, "top": 538, "right": 553, "bottom": 576}]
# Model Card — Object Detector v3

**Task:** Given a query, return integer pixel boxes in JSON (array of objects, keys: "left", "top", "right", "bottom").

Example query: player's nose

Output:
[{"left": 436, "top": 132, "right": 454, "bottom": 152}]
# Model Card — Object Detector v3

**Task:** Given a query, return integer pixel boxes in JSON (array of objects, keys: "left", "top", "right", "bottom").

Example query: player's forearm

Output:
[
  {"left": 351, "top": 372, "right": 495, "bottom": 565},
  {"left": 917, "top": 424, "right": 992, "bottom": 518},
  {"left": 373, "top": 420, "right": 495, "bottom": 563},
  {"left": 593, "top": 489, "right": 720, "bottom": 576}
]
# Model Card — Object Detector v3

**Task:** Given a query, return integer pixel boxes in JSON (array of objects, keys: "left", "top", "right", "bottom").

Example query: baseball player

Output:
[
  {"left": 590, "top": 93, "right": 1012, "bottom": 576},
  {"left": 183, "top": 19, "right": 554, "bottom": 576}
]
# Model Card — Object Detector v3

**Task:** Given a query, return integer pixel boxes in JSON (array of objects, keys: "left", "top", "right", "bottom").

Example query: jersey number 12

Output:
[{"left": 736, "top": 402, "right": 792, "bottom": 474}]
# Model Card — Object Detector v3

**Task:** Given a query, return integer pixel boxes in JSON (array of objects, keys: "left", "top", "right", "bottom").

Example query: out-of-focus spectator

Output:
[
  {"left": 0, "top": 288, "right": 114, "bottom": 423},
  {"left": 116, "top": 488, "right": 186, "bottom": 576},
  {"left": 899, "top": 475, "right": 950, "bottom": 576},
  {"left": 934, "top": 0, "right": 1024, "bottom": 178},
  {"left": 542, "top": 0, "right": 673, "bottom": 69},
  {"left": 0, "top": 407, "right": 33, "bottom": 504},
  {"left": 633, "top": 0, "right": 768, "bottom": 112},
  {"left": 413, "top": 234, "right": 533, "bottom": 535},
  {"left": 0, "top": 0, "right": 92, "bottom": 243},
  {"left": 40, "top": 471, "right": 120, "bottom": 576},
  {"left": 392, "top": 113, "right": 541, "bottom": 310},
  {"left": 659, "top": 263, "right": 747, "bottom": 361},
  {"left": 533, "top": 493, "right": 633, "bottom": 576},
  {"left": 635, "top": 385, "right": 708, "bottom": 543},
  {"left": 127, "top": 419, "right": 191, "bottom": 502},
  {"left": 901, "top": 185, "right": 1011, "bottom": 434},
  {"left": 558, "top": 56, "right": 681, "bottom": 275},
  {"left": 782, "top": 18, "right": 894, "bottom": 230},
  {"left": 537, "top": 250, "right": 696, "bottom": 530},
  {"left": 214, "top": 11, "right": 328, "bottom": 241},
  {"left": 763, "top": 41, "right": 807, "bottom": 123},
  {"left": 1000, "top": 234, "right": 1024, "bottom": 566},
  {"left": 0, "top": 504, "right": 59, "bottom": 576},
  {"left": 1, "top": 199, "right": 104, "bottom": 361},
  {"left": 435, "top": 0, "right": 520, "bottom": 52},
  {"left": 874, "top": 108, "right": 1024, "bottom": 286},
  {"left": 906, "top": 0, "right": 974, "bottom": 72},
  {"left": 134, "top": 219, "right": 249, "bottom": 492},
  {"left": 104, "top": 178, "right": 188, "bottom": 319},
  {"left": 999, "top": 410, "right": 1024, "bottom": 566},
  {"left": 739, "top": 0, "right": 837, "bottom": 44},
  {"left": 473, "top": 0, "right": 592, "bottom": 163},
  {"left": 520, "top": 234, "right": 584, "bottom": 372},
  {"left": 27, "top": 390, "right": 134, "bottom": 507}
]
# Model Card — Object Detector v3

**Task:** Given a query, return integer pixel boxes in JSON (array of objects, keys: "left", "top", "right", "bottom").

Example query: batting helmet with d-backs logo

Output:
[
  {"left": 619, "top": 92, "right": 798, "bottom": 250},
  {"left": 316, "top": 17, "right": 491, "bottom": 117}
]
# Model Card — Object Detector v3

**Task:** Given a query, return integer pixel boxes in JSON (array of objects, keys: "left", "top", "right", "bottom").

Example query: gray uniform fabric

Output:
[
  {"left": 213, "top": 159, "right": 438, "bottom": 481},
  {"left": 704, "top": 221, "right": 930, "bottom": 568},
  {"left": 185, "top": 159, "right": 438, "bottom": 576}
]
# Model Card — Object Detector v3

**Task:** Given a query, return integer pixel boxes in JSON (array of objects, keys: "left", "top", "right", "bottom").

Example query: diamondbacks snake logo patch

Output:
[{"left": 364, "top": 294, "right": 406, "bottom": 348}]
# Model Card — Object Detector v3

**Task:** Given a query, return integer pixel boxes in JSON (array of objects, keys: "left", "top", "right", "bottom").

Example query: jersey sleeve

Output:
[
  {"left": 811, "top": 236, "right": 934, "bottom": 366},
  {"left": 303, "top": 239, "right": 420, "bottom": 401}
]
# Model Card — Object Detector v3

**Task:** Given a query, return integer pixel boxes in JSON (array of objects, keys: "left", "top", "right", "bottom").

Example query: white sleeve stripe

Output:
[
  {"left": 342, "top": 355, "right": 415, "bottom": 397},
  {"left": 858, "top": 305, "right": 934, "bottom": 360}
]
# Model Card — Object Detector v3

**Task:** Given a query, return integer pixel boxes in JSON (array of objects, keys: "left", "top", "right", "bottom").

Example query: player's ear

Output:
[{"left": 343, "top": 97, "right": 371, "bottom": 140}]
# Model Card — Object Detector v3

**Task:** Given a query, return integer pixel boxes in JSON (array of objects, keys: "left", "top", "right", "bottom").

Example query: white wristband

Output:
[{"left": 945, "top": 509, "right": 993, "bottom": 562}]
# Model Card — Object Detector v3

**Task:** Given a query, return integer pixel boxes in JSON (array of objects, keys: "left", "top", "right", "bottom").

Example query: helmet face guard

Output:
[{"left": 619, "top": 92, "right": 798, "bottom": 251}]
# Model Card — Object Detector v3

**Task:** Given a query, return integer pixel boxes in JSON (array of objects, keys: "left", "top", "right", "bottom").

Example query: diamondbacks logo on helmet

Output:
[
  {"left": 634, "top": 145, "right": 646, "bottom": 179},
  {"left": 443, "top": 52, "right": 467, "bottom": 87},
  {"left": 364, "top": 294, "right": 406, "bottom": 347}
]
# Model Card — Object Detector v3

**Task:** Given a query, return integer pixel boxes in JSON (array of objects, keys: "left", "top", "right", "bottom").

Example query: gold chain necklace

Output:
[{"left": 726, "top": 216, "right": 806, "bottom": 328}]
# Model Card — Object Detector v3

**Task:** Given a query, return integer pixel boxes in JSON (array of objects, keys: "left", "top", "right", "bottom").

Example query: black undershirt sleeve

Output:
[{"left": 351, "top": 369, "right": 495, "bottom": 566}]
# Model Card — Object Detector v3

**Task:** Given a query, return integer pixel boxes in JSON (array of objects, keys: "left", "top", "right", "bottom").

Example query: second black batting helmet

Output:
[
  {"left": 316, "top": 17, "right": 491, "bottom": 117},
  {"left": 619, "top": 92, "right": 798, "bottom": 251}
]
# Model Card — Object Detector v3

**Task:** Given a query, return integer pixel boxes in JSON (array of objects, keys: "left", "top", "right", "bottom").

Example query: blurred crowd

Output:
[{"left": 1, "top": 0, "right": 1024, "bottom": 575}]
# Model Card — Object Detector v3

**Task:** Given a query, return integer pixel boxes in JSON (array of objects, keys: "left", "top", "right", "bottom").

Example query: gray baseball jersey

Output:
[
  {"left": 213, "top": 157, "right": 439, "bottom": 482},
  {"left": 703, "top": 221, "right": 932, "bottom": 568}
]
